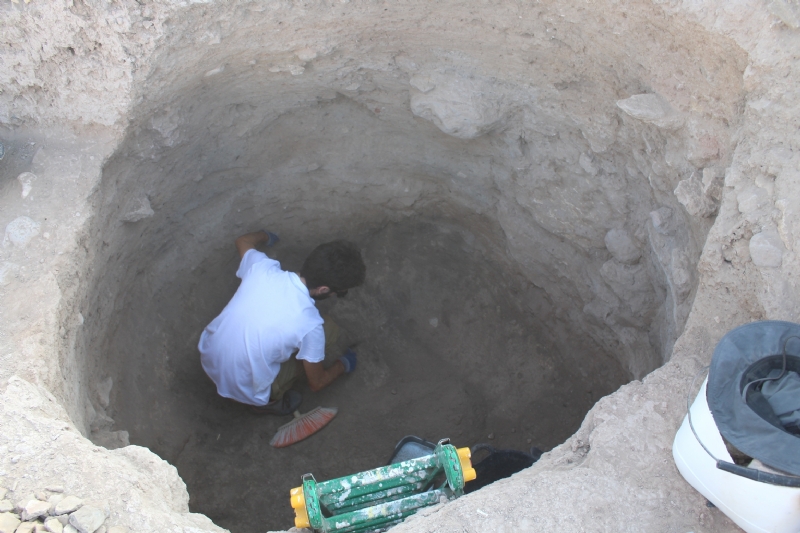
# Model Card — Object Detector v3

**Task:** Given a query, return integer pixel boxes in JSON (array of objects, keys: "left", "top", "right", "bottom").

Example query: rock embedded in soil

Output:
[
  {"left": 68, "top": 506, "right": 105, "bottom": 533},
  {"left": 604, "top": 229, "right": 642, "bottom": 264}
]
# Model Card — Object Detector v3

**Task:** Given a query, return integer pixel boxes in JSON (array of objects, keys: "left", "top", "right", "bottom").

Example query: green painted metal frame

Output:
[{"left": 301, "top": 439, "right": 467, "bottom": 533}]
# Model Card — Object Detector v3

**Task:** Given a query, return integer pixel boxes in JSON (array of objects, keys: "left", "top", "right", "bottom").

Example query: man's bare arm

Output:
[
  {"left": 235, "top": 231, "right": 271, "bottom": 258},
  {"left": 302, "top": 359, "right": 345, "bottom": 392}
]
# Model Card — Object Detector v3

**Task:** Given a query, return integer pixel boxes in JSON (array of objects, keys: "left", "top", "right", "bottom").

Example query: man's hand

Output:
[
  {"left": 235, "top": 230, "right": 279, "bottom": 258},
  {"left": 263, "top": 231, "right": 280, "bottom": 247},
  {"left": 339, "top": 349, "right": 357, "bottom": 373}
]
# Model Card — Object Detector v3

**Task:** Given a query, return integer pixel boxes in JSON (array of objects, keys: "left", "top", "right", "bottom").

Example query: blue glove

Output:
[
  {"left": 339, "top": 349, "right": 357, "bottom": 374},
  {"left": 263, "top": 231, "right": 280, "bottom": 247}
]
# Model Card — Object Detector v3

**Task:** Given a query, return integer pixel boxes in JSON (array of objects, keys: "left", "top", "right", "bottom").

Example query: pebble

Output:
[
  {"left": 64, "top": 526, "right": 78, "bottom": 533},
  {"left": 22, "top": 499, "right": 51, "bottom": 521},
  {"left": 44, "top": 517, "right": 63, "bottom": 533},
  {"left": 69, "top": 505, "right": 105, "bottom": 533},
  {"left": 95, "top": 527, "right": 106, "bottom": 533},
  {"left": 0, "top": 512, "right": 20, "bottom": 533},
  {"left": 487, "top": 433, "right": 494, "bottom": 439},
  {"left": 0, "top": 502, "right": 10, "bottom": 513},
  {"left": 34, "top": 492, "right": 48, "bottom": 502},
  {"left": 53, "top": 497, "right": 83, "bottom": 516},
  {"left": 45, "top": 487, "right": 64, "bottom": 494},
  {"left": 55, "top": 516, "right": 69, "bottom": 526}
]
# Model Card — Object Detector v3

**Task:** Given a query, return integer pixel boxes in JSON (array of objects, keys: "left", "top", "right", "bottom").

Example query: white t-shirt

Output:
[{"left": 199, "top": 249, "right": 325, "bottom": 406}]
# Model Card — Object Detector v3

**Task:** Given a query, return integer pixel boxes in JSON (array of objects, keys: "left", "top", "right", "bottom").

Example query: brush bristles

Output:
[{"left": 270, "top": 407, "right": 338, "bottom": 448}]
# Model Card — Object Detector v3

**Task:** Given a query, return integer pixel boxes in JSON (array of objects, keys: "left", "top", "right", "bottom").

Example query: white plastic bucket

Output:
[{"left": 673, "top": 377, "right": 800, "bottom": 533}]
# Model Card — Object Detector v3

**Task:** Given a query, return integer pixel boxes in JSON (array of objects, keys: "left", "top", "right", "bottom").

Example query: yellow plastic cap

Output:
[
  {"left": 294, "top": 507, "right": 310, "bottom": 529},
  {"left": 463, "top": 467, "right": 477, "bottom": 482},
  {"left": 290, "top": 487, "right": 305, "bottom": 509},
  {"left": 457, "top": 447, "right": 475, "bottom": 482}
]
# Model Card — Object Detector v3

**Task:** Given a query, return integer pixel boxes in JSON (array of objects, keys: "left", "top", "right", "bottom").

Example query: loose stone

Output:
[
  {"left": 44, "top": 517, "right": 64, "bottom": 533},
  {"left": 44, "top": 488, "right": 64, "bottom": 495},
  {"left": 21, "top": 499, "right": 51, "bottom": 521},
  {"left": 0, "top": 501, "right": 11, "bottom": 513},
  {"left": 15, "top": 522, "right": 36, "bottom": 533},
  {"left": 46, "top": 495, "right": 63, "bottom": 516},
  {"left": 34, "top": 492, "right": 48, "bottom": 502},
  {"left": 68, "top": 506, "right": 105, "bottom": 533},
  {"left": 94, "top": 527, "right": 106, "bottom": 533},
  {"left": 14, "top": 495, "right": 36, "bottom": 513},
  {"left": 55, "top": 516, "right": 69, "bottom": 526},
  {"left": 63, "top": 526, "right": 78, "bottom": 533},
  {"left": 0, "top": 512, "right": 20, "bottom": 533},
  {"left": 53, "top": 497, "right": 82, "bottom": 516}
]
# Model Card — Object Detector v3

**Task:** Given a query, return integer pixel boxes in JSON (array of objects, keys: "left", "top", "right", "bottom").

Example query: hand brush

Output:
[{"left": 270, "top": 407, "right": 338, "bottom": 448}]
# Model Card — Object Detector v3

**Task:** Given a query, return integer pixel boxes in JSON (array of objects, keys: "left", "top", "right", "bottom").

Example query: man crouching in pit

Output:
[{"left": 199, "top": 230, "right": 365, "bottom": 414}]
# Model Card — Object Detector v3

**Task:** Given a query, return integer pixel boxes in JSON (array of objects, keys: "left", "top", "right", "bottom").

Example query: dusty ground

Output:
[
  {"left": 1, "top": 1, "right": 799, "bottom": 533},
  {"left": 107, "top": 220, "right": 626, "bottom": 532}
]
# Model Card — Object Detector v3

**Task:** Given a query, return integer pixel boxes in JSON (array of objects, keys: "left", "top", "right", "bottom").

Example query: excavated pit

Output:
[
  {"left": 60, "top": 4, "right": 747, "bottom": 532},
  {"left": 82, "top": 109, "right": 686, "bottom": 532}
]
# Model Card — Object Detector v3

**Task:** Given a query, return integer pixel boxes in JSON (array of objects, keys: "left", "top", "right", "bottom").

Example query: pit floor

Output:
[{"left": 106, "top": 221, "right": 628, "bottom": 532}]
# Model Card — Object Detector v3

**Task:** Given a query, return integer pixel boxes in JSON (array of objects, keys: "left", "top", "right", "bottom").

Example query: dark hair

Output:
[{"left": 300, "top": 240, "right": 366, "bottom": 293}]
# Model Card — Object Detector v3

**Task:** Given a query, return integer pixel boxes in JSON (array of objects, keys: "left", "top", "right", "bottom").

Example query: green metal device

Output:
[{"left": 290, "top": 439, "right": 476, "bottom": 533}]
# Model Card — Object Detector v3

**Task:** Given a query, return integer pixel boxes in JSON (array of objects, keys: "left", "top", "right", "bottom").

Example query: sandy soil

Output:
[{"left": 108, "top": 220, "right": 626, "bottom": 532}]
